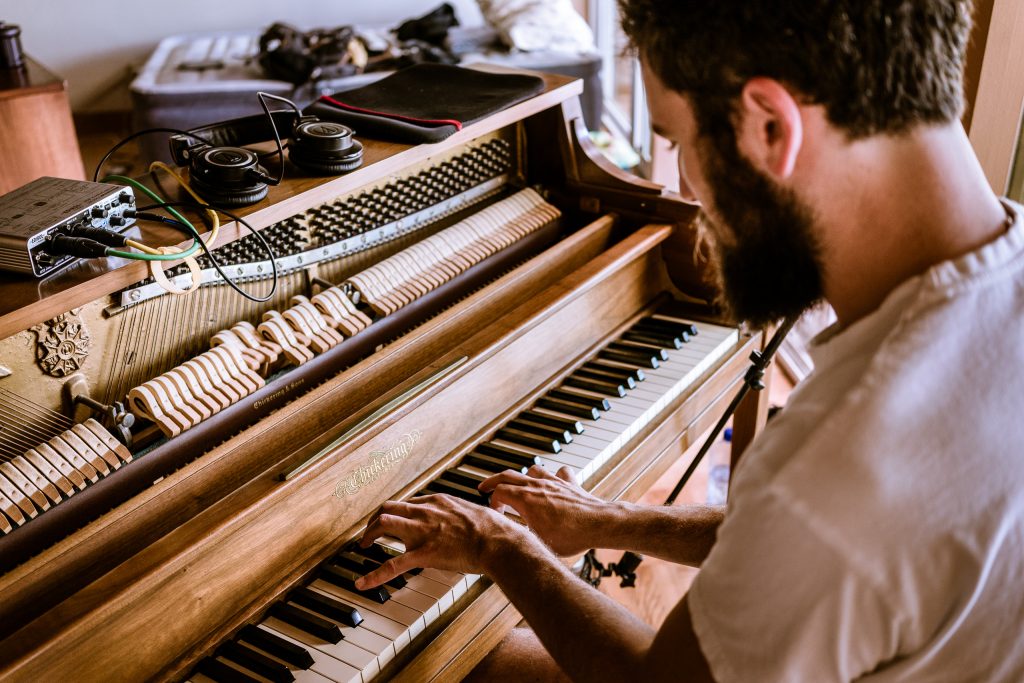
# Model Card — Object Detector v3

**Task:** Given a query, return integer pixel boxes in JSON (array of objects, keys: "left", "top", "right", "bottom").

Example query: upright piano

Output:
[{"left": 0, "top": 72, "right": 766, "bottom": 682}]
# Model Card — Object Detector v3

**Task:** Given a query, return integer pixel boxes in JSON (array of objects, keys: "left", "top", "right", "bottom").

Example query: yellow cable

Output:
[
  {"left": 148, "top": 161, "right": 221, "bottom": 249},
  {"left": 125, "top": 237, "right": 162, "bottom": 255}
]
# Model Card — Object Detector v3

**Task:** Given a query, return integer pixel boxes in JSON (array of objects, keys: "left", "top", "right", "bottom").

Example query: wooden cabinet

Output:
[{"left": 0, "top": 57, "right": 85, "bottom": 194}]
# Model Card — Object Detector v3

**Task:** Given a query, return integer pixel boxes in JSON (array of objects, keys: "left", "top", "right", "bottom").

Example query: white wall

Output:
[{"left": 2, "top": 0, "right": 484, "bottom": 111}]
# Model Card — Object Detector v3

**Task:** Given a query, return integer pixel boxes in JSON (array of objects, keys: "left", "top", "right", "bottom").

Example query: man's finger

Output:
[
  {"left": 355, "top": 551, "right": 421, "bottom": 590},
  {"left": 555, "top": 465, "right": 576, "bottom": 483},
  {"left": 527, "top": 463, "right": 556, "bottom": 480},
  {"left": 407, "top": 493, "right": 441, "bottom": 505},
  {"left": 488, "top": 483, "right": 529, "bottom": 514},
  {"left": 360, "top": 513, "right": 417, "bottom": 547},
  {"left": 379, "top": 500, "right": 418, "bottom": 517},
  {"left": 479, "top": 469, "right": 530, "bottom": 493}
]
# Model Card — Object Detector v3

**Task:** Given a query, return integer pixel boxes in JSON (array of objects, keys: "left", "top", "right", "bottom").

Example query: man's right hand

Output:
[{"left": 479, "top": 464, "right": 627, "bottom": 556}]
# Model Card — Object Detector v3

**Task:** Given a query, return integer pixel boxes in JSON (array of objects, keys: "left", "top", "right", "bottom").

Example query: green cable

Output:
[{"left": 101, "top": 174, "right": 202, "bottom": 261}]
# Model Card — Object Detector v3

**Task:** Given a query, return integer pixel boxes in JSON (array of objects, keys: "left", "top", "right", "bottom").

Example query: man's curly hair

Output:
[{"left": 619, "top": 1, "right": 973, "bottom": 140}]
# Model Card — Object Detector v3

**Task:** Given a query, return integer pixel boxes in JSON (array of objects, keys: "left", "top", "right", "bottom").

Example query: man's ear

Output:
[{"left": 735, "top": 78, "right": 803, "bottom": 180}]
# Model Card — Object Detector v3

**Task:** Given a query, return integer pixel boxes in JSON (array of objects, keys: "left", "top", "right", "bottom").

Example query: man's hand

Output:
[
  {"left": 479, "top": 464, "right": 626, "bottom": 556},
  {"left": 355, "top": 493, "right": 527, "bottom": 589}
]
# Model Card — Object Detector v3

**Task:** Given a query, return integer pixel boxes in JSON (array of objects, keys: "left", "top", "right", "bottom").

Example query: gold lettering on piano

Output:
[
  {"left": 333, "top": 429, "right": 423, "bottom": 498},
  {"left": 253, "top": 379, "right": 306, "bottom": 411}
]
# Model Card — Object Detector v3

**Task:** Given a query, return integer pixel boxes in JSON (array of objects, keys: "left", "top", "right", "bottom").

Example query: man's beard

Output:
[{"left": 694, "top": 132, "right": 825, "bottom": 329}]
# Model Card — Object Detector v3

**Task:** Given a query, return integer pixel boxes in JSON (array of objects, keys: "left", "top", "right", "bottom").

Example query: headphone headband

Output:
[{"left": 168, "top": 110, "right": 301, "bottom": 165}]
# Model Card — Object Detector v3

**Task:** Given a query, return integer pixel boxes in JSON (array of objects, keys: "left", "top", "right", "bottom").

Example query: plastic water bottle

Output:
[{"left": 706, "top": 427, "right": 732, "bottom": 505}]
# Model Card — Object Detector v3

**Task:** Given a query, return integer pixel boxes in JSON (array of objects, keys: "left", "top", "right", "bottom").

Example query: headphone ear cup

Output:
[
  {"left": 188, "top": 175, "right": 269, "bottom": 207},
  {"left": 288, "top": 120, "right": 364, "bottom": 176},
  {"left": 188, "top": 146, "right": 270, "bottom": 207},
  {"left": 289, "top": 139, "right": 364, "bottom": 175}
]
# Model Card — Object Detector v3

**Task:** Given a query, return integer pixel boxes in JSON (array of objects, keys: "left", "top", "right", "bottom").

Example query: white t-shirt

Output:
[{"left": 688, "top": 200, "right": 1024, "bottom": 682}]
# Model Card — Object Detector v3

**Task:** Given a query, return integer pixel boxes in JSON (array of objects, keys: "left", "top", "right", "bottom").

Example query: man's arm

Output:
[
  {"left": 356, "top": 494, "right": 715, "bottom": 683},
  {"left": 481, "top": 465, "right": 723, "bottom": 566}
]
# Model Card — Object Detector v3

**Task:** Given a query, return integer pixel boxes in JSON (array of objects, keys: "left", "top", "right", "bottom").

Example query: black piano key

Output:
[
  {"left": 462, "top": 452, "right": 532, "bottom": 474},
  {"left": 347, "top": 544, "right": 424, "bottom": 575},
  {"left": 289, "top": 585, "right": 365, "bottom": 627},
  {"left": 506, "top": 418, "right": 573, "bottom": 443},
  {"left": 196, "top": 656, "right": 262, "bottom": 683},
  {"left": 583, "top": 361, "right": 645, "bottom": 383},
  {"left": 476, "top": 442, "right": 546, "bottom": 468},
  {"left": 609, "top": 340, "right": 669, "bottom": 361},
  {"left": 318, "top": 564, "right": 391, "bottom": 604},
  {"left": 563, "top": 375, "right": 626, "bottom": 397},
  {"left": 548, "top": 389, "right": 611, "bottom": 412},
  {"left": 237, "top": 625, "right": 314, "bottom": 670},
  {"left": 494, "top": 427, "right": 562, "bottom": 453},
  {"left": 346, "top": 555, "right": 410, "bottom": 586},
  {"left": 598, "top": 348, "right": 660, "bottom": 369},
  {"left": 640, "top": 316, "right": 698, "bottom": 337},
  {"left": 519, "top": 410, "right": 585, "bottom": 434},
  {"left": 538, "top": 397, "right": 601, "bottom": 420},
  {"left": 347, "top": 542, "right": 395, "bottom": 564},
  {"left": 440, "top": 469, "right": 488, "bottom": 489},
  {"left": 622, "top": 329, "right": 684, "bottom": 348},
  {"left": 216, "top": 641, "right": 295, "bottom": 683},
  {"left": 573, "top": 365, "right": 637, "bottom": 389},
  {"left": 632, "top": 323, "right": 687, "bottom": 344},
  {"left": 269, "top": 603, "right": 343, "bottom": 643},
  {"left": 332, "top": 554, "right": 407, "bottom": 589},
  {"left": 426, "top": 479, "right": 491, "bottom": 506}
]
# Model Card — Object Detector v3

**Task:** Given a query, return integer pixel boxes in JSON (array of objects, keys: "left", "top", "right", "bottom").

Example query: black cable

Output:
[
  {"left": 135, "top": 201, "right": 279, "bottom": 303},
  {"left": 255, "top": 91, "right": 302, "bottom": 186},
  {"left": 256, "top": 92, "right": 303, "bottom": 168},
  {"left": 92, "top": 127, "right": 213, "bottom": 182}
]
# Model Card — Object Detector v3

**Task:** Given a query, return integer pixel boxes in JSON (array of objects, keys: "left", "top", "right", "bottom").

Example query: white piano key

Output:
[
  {"left": 232, "top": 636, "right": 353, "bottom": 683},
  {"left": 211, "top": 653, "right": 333, "bottom": 683},
  {"left": 318, "top": 580, "right": 426, "bottom": 639},
  {"left": 309, "top": 582, "right": 412, "bottom": 652},
  {"left": 419, "top": 567, "right": 471, "bottom": 599},
  {"left": 386, "top": 583, "right": 441, "bottom": 627},
  {"left": 404, "top": 574, "right": 455, "bottom": 612},
  {"left": 255, "top": 622, "right": 368, "bottom": 683},
  {"left": 263, "top": 615, "right": 386, "bottom": 681}
]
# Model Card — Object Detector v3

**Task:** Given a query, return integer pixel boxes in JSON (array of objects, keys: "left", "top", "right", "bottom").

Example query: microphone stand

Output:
[{"left": 579, "top": 316, "right": 797, "bottom": 589}]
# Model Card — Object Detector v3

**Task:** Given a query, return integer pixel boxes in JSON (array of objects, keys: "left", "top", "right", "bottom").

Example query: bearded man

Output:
[{"left": 357, "top": 2, "right": 1024, "bottom": 680}]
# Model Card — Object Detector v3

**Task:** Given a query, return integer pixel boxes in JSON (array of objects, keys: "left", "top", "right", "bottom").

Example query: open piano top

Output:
[{"left": 0, "top": 71, "right": 766, "bottom": 681}]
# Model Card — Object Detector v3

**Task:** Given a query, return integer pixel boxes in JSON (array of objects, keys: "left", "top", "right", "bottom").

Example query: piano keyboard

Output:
[{"left": 189, "top": 314, "right": 737, "bottom": 683}]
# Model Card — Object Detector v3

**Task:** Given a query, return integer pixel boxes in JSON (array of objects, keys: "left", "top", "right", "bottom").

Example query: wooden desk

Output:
[{"left": 0, "top": 56, "right": 85, "bottom": 195}]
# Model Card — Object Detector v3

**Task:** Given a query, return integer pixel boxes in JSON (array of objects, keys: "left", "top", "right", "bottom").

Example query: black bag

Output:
[{"left": 304, "top": 63, "right": 546, "bottom": 144}]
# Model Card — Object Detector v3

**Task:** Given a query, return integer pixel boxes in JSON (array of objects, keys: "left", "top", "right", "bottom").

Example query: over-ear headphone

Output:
[{"left": 168, "top": 108, "right": 364, "bottom": 207}]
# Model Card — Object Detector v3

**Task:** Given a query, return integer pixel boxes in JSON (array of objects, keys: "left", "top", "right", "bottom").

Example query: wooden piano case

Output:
[{"left": 0, "top": 72, "right": 763, "bottom": 681}]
